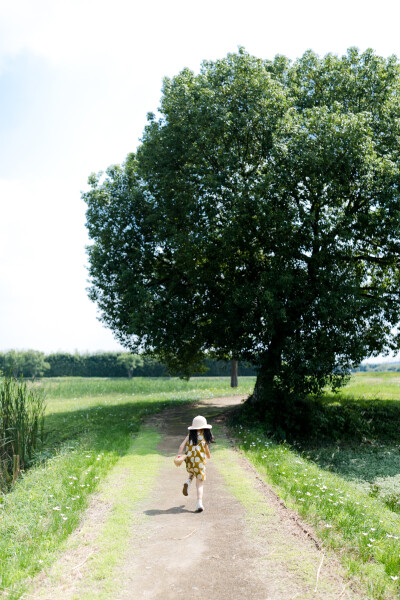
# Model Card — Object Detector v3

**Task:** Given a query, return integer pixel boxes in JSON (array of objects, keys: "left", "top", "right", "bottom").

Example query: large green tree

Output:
[{"left": 84, "top": 48, "right": 400, "bottom": 423}]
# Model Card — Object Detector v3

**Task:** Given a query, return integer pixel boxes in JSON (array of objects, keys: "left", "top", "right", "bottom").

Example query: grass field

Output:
[
  {"left": 3, "top": 373, "right": 400, "bottom": 599},
  {"left": 0, "top": 376, "right": 254, "bottom": 599},
  {"left": 340, "top": 372, "right": 400, "bottom": 400},
  {"left": 232, "top": 372, "right": 400, "bottom": 599}
]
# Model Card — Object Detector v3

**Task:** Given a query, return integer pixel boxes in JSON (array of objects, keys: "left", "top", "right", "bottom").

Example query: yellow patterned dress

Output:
[{"left": 185, "top": 430, "right": 208, "bottom": 481}]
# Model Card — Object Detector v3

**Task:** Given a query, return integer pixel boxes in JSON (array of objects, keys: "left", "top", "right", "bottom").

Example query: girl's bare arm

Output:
[
  {"left": 205, "top": 443, "right": 211, "bottom": 459},
  {"left": 178, "top": 435, "right": 188, "bottom": 455}
]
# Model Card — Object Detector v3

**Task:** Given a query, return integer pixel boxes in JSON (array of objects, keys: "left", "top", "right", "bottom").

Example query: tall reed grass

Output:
[{"left": 0, "top": 374, "right": 45, "bottom": 489}]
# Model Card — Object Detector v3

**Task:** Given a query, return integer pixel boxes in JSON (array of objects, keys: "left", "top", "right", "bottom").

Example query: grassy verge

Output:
[
  {"left": 231, "top": 423, "right": 400, "bottom": 599},
  {"left": 31, "top": 427, "right": 163, "bottom": 600},
  {"left": 0, "top": 376, "right": 254, "bottom": 599},
  {"left": 213, "top": 428, "right": 349, "bottom": 598},
  {"left": 82, "top": 427, "right": 163, "bottom": 600}
]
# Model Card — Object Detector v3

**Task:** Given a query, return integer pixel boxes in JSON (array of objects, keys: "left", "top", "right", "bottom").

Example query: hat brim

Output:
[{"left": 188, "top": 424, "right": 212, "bottom": 430}]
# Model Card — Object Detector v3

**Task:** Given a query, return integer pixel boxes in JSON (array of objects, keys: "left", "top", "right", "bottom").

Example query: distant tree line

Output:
[
  {"left": 0, "top": 350, "right": 257, "bottom": 379},
  {"left": 353, "top": 362, "right": 400, "bottom": 373}
]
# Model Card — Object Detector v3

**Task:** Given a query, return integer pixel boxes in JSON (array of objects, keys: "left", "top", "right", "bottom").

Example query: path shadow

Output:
[{"left": 144, "top": 505, "right": 194, "bottom": 515}]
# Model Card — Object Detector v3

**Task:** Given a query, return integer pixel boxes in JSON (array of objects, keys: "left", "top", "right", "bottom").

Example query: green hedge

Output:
[{"left": 0, "top": 351, "right": 257, "bottom": 379}]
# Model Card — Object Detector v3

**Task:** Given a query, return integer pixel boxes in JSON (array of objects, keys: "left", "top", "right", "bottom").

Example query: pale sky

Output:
[{"left": 1, "top": 0, "right": 400, "bottom": 355}]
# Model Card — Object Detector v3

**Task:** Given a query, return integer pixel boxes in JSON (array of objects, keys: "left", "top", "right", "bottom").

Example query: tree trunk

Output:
[
  {"left": 247, "top": 334, "right": 284, "bottom": 419},
  {"left": 230, "top": 359, "right": 238, "bottom": 388}
]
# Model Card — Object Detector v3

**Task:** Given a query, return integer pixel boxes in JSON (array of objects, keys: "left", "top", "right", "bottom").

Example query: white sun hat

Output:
[{"left": 188, "top": 415, "right": 212, "bottom": 430}]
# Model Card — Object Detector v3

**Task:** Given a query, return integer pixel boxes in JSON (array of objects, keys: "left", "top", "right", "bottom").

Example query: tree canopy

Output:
[{"left": 84, "top": 48, "right": 400, "bottom": 423}]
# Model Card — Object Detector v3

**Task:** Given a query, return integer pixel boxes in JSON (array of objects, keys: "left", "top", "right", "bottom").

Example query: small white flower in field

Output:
[
  {"left": 387, "top": 534, "right": 393, "bottom": 538},
  {"left": 325, "top": 524, "right": 332, "bottom": 528},
  {"left": 306, "top": 492, "right": 311, "bottom": 496},
  {"left": 66, "top": 507, "right": 71, "bottom": 509},
  {"left": 49, "top": 494, "right": 54, "bottom": 498},
  {"left": 390, "top": 576, "right": 399, "bottom": 581},
  {"left": 38, "top": 560, "right": 43, "bottom": 563},
  {"left": 69, "top": 482, "right": 73, "bottom": 485},
  {"left": 86, "top": 455, "right": 91, "bottom": 458},
  {"left": 62, "top": 517, "right": 67, "bottom": 521},
  {"left": 53, "top": 506, "right": 61, "bottom": 511},
  {"left": 367, "top": 543, "right": 373, "bottom": 548},
  {"left": 362, "top": 533, "right": 368, "bottom": 536},
  {"left": 299, "top": 498, "right": 305, "bottom": 502},
  {"left": 394, "top": 536, "right": 399, "bottom": 540},
  {"left": 370, "top": 528, "right": 376, "bottom": 531},
  {"left": 95, "top": 476, "right": 99, "bottom": 480},
  {"left": 369, "top": 538, "right": 376, "bottom": 542}
]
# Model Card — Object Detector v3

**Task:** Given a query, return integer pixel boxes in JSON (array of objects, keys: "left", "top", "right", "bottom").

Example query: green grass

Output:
[
  {"left": 42, "top": 375, "right": 256, "bottom": 400},
  {"left": 340, "top": 373, "right": 400, "bottom": 401},
  {"left": 231, "top": 372, "right": 400, "bottom": 599},
  {"left": 0, "top": 376, "right": 254, "bottom": 599},
  {"left": 38, "top": 426, "right": 164, "bottom": 600},
  {"left": 232, "top": 426, "right": 400, "bottom": 599},
  {"left": 213, "top": 428, "right": 348, "bottom": 598}
]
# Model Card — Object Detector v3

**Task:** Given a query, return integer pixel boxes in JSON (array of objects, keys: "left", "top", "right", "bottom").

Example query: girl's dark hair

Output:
[{"left": 189, "top": 429, "right": 215, "bottom": 445}]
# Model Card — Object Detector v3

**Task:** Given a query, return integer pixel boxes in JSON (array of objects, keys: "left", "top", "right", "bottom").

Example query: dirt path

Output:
[{"left": 31, "top": 397, "right": 363, "bottom": 600}]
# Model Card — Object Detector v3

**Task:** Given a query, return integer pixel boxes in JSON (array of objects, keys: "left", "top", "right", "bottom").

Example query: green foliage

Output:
[
  {"left": 0, "top": 351, "right": 257, "bottom": 379},
  {"left": 0, "top": 351, "right": 50, "bottom": 379},
  {"left": 84, "top": 47, "right": 400, "bottom": 417},
  {"left": 0, "top": 375, "right": 46, "bottom": 488}
]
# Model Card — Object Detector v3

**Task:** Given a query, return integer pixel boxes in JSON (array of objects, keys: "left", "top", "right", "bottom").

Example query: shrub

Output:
[{"left": 0, "top": 374, "right": 46, "bottom": 489}]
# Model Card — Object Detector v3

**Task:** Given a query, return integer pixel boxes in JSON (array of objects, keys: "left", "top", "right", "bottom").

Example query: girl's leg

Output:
[
  {"left": 196, "top": 478, "right": 204, "bottom": 511},
  {"left": 196, "top": 478, "right": 204, "bottom": 501},
  {"left": 183, "top": 473, "right": 193, "bottom": 496}
]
